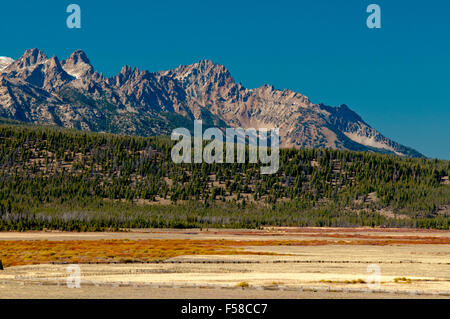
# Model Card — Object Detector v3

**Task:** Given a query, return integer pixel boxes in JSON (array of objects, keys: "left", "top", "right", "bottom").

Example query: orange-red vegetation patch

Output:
[
  {"left": 0, "top": 239, "right": 279, "bottom": 268},
  {"left": 152, "top": 227, "right": 450, "bottom": 238},
  {"left": 0, "top": 237, "right": 449, "bottom": 268}
]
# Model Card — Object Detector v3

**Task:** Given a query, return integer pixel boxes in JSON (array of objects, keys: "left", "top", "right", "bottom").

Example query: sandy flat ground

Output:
[
  {"left": 1, "top": 285, "right": 448, "bottom": 299},
  {"left": 0, "top": 227, "right": 449, "bottom": 241},
  {"left": 1, "top": 227, "right": 449, "bottom": 299}
]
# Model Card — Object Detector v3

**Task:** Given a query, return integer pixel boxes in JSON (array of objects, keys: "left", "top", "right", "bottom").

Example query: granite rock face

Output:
[{"left": 0, "top": 49, "right": 422, "bottom": 157}]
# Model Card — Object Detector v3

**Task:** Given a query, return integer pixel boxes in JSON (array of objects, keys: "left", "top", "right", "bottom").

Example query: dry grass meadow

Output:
[{"left": 0, "top": 227, "right": 449, "bottom": 298}]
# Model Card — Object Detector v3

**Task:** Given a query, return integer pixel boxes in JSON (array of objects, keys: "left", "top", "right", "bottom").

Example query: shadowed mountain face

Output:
[{"left": 0, "top": 48, "right": 422, "bottom": 157}]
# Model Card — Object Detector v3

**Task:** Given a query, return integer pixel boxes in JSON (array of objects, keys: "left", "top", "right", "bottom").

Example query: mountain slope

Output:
[{"left": 0, "top": 48, "right": 423, "bottom": 157}]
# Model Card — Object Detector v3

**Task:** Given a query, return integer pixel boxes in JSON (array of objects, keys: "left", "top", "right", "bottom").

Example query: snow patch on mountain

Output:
[
  {"left": 344, "top": 131, "right": 401, "bottom": 154},
  {"left": 0, "top": 57, "right": 14, "bottom": 71}
]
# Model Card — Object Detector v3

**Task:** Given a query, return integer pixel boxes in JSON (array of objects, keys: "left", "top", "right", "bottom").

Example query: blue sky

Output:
[{"left": 0, "top": 0, "right": 449, "bottom": 159}]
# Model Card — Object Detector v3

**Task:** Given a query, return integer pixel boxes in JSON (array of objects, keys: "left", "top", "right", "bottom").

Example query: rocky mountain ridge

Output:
[{"left": 0, "top": 48, "right": 422, "bottom": 157}]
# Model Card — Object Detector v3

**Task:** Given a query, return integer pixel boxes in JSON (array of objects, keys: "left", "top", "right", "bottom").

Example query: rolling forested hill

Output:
[{"left": 0, "top": 119, "right": 449, "bottom": 231}]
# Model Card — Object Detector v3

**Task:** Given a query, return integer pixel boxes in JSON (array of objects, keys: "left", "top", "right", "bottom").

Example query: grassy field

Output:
[
  {"left": 0, "top": 227, "right": 449, "bottom": 298},
  {"left": 1, "top": 231, "right": 449, "bottom": 268}
]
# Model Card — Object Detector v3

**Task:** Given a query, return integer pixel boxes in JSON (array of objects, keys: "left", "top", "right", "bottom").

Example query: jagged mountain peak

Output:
[
  {"left": 109, "top": 65, "right": 153, "bottom": 87},
  {"left": 197, "top": 59, "right": 215, "bottom": 65},
  {"left": 120, "top": 65, "right": 132, "bottom": 74},
  {"left": 23, "top": 48, "right": 48, "bottom": 60},
  {"left": 5, "top": 48, "right": 48, "bottom": 71},
  {"left": 48, "top": 55, "right": 62, "bottom": 68},
  {"left": 61, "top": 49, "right": 94, "bottom": 79},
  {"left": 66, "top": 50, "right": 91, "bottom": 64},
  {"left": 164, "top": 59, "right": 235, "bottom": 87},
  {"left": 2, "top": 49, "right": 73, "bottom": 91},
  {"left": 193, "top": 59, "right": 233, "bottom": 78},
  {"left": 3, "top": 48, "right": 49, "bottom": 73},
  {"left": 194, "top": 59, "right": 228, "bottom": 72},
  {"left": 120, "top": 65, "right": 152, "bottom": 77}
]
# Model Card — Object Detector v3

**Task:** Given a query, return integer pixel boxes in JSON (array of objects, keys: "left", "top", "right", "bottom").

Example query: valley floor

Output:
[{"left": 0, "top": 227, "right": 449, "bottom": 299}]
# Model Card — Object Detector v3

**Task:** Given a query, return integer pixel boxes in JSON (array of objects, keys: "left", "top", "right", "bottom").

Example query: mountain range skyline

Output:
[{"left": 0, "top": 48, "right": 423, "bottom": 158}]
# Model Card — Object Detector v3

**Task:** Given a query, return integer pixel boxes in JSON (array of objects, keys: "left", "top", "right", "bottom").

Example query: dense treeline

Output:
[{"left": 0, "top": 121, "right": 448, "bottom": 231}]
